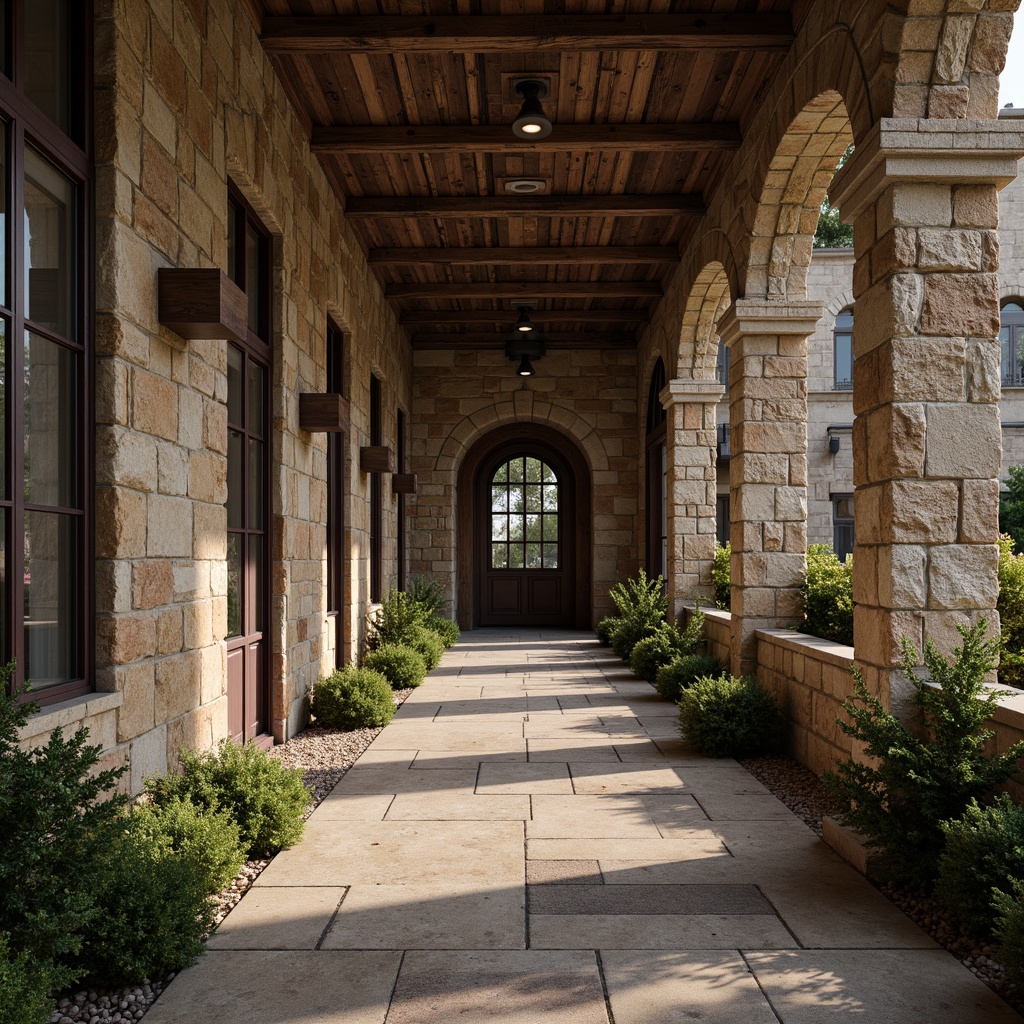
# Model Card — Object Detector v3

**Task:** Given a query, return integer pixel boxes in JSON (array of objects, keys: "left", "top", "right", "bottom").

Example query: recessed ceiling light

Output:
[{"left": 504, "top": 179, "right": 547, "bottom": 194}]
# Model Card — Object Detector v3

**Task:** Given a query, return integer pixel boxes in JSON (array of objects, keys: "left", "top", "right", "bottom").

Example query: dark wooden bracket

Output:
[
  {"left": 299, "top": 393, "right": 350, "bottom": 432},
  {"left": 392, "top": 473, "right": 417, "bottom": 495},
  {"left": 158, "top": 268, "right": 247, "bottom": 342},
  {"left": 360, "top": 445, "right": 395, "bottom": 473}
]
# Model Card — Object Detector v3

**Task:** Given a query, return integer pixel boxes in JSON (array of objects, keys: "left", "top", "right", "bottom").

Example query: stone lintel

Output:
[
  {"left": 718, "top": 299, "right": 823, "bottom": 348},
  {"left": 830, "top": 117, "right": 1024, "bottom": 222},
  {"left": 660, "top": 378, "right": 725, "bottom": 409}
]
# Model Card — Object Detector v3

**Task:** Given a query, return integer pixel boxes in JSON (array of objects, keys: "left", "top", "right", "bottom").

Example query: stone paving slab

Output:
[
  {"left": 529, "top": 913, "right": 798, "bottom": 949},
  {"left": 477, "top": 761, "right": 575, "bottom": 794},
  {"left": 410, "top": 747, "right": 528, "bottom": 768},
  {"left": 322, "top": 884, "right": 526, "bottom": 949},
  {"left": 384, "top": 950, "right": 609, "bottom": 1024},
  {"left": 205, "top": 886, "right": 345, "bottom": 950},
  {"left": 141, "top": 951, "right": 402, "bottom": 1024},
  {"left": 746, "top": 950, "right": 1022, "bottom": 1023},
  {"left": 526, "top": 860, "right": 604, "bottom": 885},
  {"left": 314, "top": 793, "right": 395, "bottom": 820},
  {"left": 385, "top": 792, "right": 531, "bottom": 820},
  {"left": 527, "top": 795, "right": 664, "bottom": 839},
  {"left": 601, "top": 951, "right": 779, "bottom": 1024},
  {"left": 528, "top": 883, "right": 774, "bottom": 916},
  {"left": 567, "top": 762, "right": 691, "bottom": 794}
]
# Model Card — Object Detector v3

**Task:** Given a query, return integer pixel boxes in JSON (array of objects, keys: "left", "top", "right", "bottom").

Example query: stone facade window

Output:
[
  {"left": 1, "top": 0, "right": 90, "bottom": 703},
  {"left": 832, "top": 493, "right": 854, "bottom": 562},
  {"left": 489, "top": 457, "right": 560, "bottom": 570},
  {"left": 715, "top": 341, "right": 730, "bottom": 391},
  {"left": 396, "top": 407, "right": 406, "bottom": 592},
  {"left": 833, "top": 308, "right": 854, "bottom": 391},
  {"left": 1001, "top": 301, "right": 1024, "bottom": 388},
  {"left": 645, "top": 359, "right": 667, "bottom": 580},
  {"left": 225, "top": 187, "right": 272, "bottom": 743},
  {"left": 326, "top": 318, "right": 345, "bottom": 667},
  {"left": 369, "top": 373, "right": 382, "bottom": 602},
  {"left": 716, "top": 494, "right": 730, "bottom": 548}
]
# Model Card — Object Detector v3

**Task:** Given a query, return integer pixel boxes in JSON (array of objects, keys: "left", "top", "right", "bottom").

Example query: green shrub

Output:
[
  {"left": 406, "top": 576, "right": 446, "bottom": 617},
  {"left": 608, "top": 569, "right": 667, "bottom": 660},
  {"left": 130, "top": 796, "right": 246, "bottom": 895},
  {"left": 655, "top": 654, "right": 723, "bottom": 703},
  {"left": 937, "top": 794, "right": 1024, "bottom": 937},
  {"left": 146, "top": 741, "right": 311, "bottom": 858},
  {"left": 81, "top": 821, "right": 213, "bottom": 986},
  {"left": 823, "top": 621, "right": 1024, "bottom": 886},
  {"left": 425, "top": 616, "right": 460, "bottom": 648},
  {"left": 0, "top": 668, "right": 127, "bottom": 997},
  {"left": 364, "top": 643, "right": 428, "bottom": 689},
  {"left": 595, "top": 616, "right": 619, "bottom": 645},
  {"left": 0, "top": 933, "right": 54, "bottom": 1024},
  {"left": 798, "top": 544, "right": 853, "bottom": 645},
  {"left": 995, "top": 879, "right": 1024, "bottom": 987},
  {"left": 310, "top": 665, "right": 396, "bottom": 730},
  {"left": 409, "top": 625, "right": 444, "bottom": 671},
  {"left": 998, "top": 535, "right": 1024, "bottom": 690},
  {"left": 629, "top": 626, "right": 683, "bottom": 682},
  {"left": 712, "top": 542, "right": 731, "bottom": 610},
  {"left": 677, "top": 674, "right": 782, "bottom": 757},
  {"left": 368, "top": 589, "right": 424, "bottom": 650},
  {"left": 999, "top": 465, "right": 1024, "bottom": 556}
]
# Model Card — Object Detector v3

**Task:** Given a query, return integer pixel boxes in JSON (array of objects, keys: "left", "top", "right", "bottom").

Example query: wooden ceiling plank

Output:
[
  {"left": 410, "top": 334, "right": 637, "bottom": 350},
  {"left": 311, "top": 122, "right": 741, "bottom": 155},
  {"left": 369, "top": 245, "right": 677, "bottom": 265},
  {"left": 343, "top": 194, "right": 704, "bottom": 218},
  {"left": 385, "top": 280, "right": 663, "bottom": 298},
  {"left": 400, "top": 308, "right": 651, "bottom": 324},
  {"left": 261, "top": 14, "right": 795, "bottom": 54}
]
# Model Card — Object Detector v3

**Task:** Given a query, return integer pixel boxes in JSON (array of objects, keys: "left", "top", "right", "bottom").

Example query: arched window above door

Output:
[{"left": 490, "top": 456, "right": 560, "bottom": 570}]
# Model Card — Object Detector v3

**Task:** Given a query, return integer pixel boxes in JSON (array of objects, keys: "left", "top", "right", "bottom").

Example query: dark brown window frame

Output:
[
  {"left": 396, "top": 406, "right": 405, "bottom": 592},
  {"left": 369, "top": 372, "right": 382, "bottom": 602},
  {"left": 326, "top": 318, "right": 346, "bottom": 667},
  {"left": 226, "top": 183, "right": 272, "bottom": 742},
  {"left": 645, "top": 358, "right": 667, "bottom": 581},
  {"left": 3, "top": 0, "right": 93, "bottom": 705}
]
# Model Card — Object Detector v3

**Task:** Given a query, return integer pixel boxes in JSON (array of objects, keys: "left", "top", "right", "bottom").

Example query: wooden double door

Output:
[{"left": 476, "top": 441, "right": 576, "bottom": 628}]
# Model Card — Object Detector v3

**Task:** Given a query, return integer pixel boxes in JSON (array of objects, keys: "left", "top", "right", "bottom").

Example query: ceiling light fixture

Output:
[
  {"left": 512, "top": 79, "right": 552, "bottom": 140},
  {"left": 514, "top": 306, "right": 536, "bottom": 333},
  {"left": 517, "top": 355, "right": 536, "bottom": 377}
]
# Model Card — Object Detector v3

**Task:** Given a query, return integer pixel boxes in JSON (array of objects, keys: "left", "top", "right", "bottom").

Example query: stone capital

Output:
[
  {"left": 660, "top": 378, "right": 725, "bottom": 409},
  {"left": 717, "top": 299, "right": 823, "bottom": 348},
  {"left": 829, "top": 117, "right": 1024, "bottom": 222}
]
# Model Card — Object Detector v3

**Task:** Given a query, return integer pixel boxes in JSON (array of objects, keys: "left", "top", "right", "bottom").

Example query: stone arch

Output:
[
  {"left": 677, "top": 261, "right": 734, "bottom": 383},
  {"left": 824, "top": 289, "right": 856, "bottom": 322}
]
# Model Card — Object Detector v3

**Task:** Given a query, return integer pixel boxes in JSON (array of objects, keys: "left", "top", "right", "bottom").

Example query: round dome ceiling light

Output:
[{"left": 504, "top": 179, "right": 547, "bottom": 195}]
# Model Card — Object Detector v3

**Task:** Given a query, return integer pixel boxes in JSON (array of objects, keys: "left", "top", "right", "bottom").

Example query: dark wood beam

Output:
[
  {"left": 385, "top": 281, "right": 663, "bottom": 300},
  {"left": 400, "top": 309, "right": 650, "bottom": 325},
  {"left": 370, "top": 246, "right": 677, "bottom": 266},
  {"left": 314, "top": 123, "right": 740, "bottom": 156},
  {"left": 261, "top": 14, "right": 794, "bottom": 54},
  {"left": 411, "top": 334, "right": 637, "bottom": 350},
  {"left": 345, "top": 194, "right": 704, "bottom": 219}
]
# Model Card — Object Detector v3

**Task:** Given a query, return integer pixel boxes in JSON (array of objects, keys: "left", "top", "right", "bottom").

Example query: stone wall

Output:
[
  {"left": 408, "top": 348, "right": 639, "bottom": 624},
  {"left": 22, "top": 0, "right": 412, "bottom": 788}
]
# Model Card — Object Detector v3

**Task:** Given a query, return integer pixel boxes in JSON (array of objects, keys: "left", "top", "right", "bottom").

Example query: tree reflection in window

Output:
[{"left": 490, "top": 457, "right": 559, "bottom": 569}]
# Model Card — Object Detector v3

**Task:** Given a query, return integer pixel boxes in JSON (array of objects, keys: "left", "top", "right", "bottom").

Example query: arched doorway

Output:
[{"left": 456, "top": 424, "right": 592, "bottom": 630}]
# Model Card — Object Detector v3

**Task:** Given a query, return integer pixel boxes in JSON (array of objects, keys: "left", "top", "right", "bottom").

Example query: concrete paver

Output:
[{"left": 150, "top": 630, "right": 1022, "bottom": 1023}]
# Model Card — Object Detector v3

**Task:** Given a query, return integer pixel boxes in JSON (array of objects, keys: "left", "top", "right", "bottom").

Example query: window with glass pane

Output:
[
  {"left": 490, "top": 457, "right": 559, "bottom": 569},
  {"left": 834, "top": 309, "right": 854, "bottom": 390},
  {"left": 833, "top": 494, "right": 854, "bottom": 562},
  {"left": 0, "top": 2, "right": 89, "bottom": 701},
  {"left": 1001, "top": 302, "right": 1024, "bottom": 388}
]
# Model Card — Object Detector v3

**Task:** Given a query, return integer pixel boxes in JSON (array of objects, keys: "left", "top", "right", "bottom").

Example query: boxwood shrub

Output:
[
  {"left": 409, "top": 625, "right": 444, "bottom": 671},
  {"left": 677, "top": 674, "right": 782, "bottom": 757},
  {"left": 363, "top": 643, "right": 428, "bottom": 689},
  {"left": 311, "top": 665, "right": 396, "bottom": 730},
  {"left": 655, "top": 653, "right": 723, "bottom": 703}
]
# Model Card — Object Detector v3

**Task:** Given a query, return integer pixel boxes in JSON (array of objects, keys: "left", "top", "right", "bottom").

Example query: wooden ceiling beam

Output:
[
  {"left": 385, "top": 281, "right": 663, "bottom": 299},
  {"left": 370, "top": 246, "right": 677, "bottom": 266},
  {"left": 313, "top": 123, "right": 740, "bottom": 156},
  {"left": 400, "top": 309, "right": 650, "bottom": 325},
  {"left": 261, "top": 14, "right": 794, "bottom": 54},
  {"left": 345, "top": 194, "right": 704, "bottom": 219},
  {"left": 410, "top": 334, "right": 637, "bottom": 351}
]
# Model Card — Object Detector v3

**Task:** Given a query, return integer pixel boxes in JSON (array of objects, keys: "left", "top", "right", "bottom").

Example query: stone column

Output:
[
  {"left": 718, "top": 300, "right": 820, "bottom": 676},
  {"left": 828, "top": 118, "right": 1024, "bottom": 709},
  {"left": 661, "top": 379, "right": 725, "bottom": 621}
]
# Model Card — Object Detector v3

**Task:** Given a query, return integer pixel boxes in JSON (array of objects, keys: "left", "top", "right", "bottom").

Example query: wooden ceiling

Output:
[{"left": 256, "top": 1, "right": 807, "bottom": 354}]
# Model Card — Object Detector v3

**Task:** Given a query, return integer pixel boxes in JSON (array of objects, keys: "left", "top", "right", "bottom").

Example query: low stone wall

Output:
[{"left": 695, "top": 609, "right": 1024, "bottom": 798}]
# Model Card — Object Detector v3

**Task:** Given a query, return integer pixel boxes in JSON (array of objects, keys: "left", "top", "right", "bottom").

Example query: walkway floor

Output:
[{"left": 146, "top": 630, "right": 1020, "bottom": 1023}]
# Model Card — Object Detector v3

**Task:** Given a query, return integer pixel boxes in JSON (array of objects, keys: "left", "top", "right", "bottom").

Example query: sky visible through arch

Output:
[{"left": 1002, "top": 13, "right": 1024, "bottom": 109}]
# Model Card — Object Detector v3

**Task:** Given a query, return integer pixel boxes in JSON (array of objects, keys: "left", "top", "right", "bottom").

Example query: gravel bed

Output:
[
  {"left": 48, "top": 688, "right": 413, "bottom": 1024},
  {"left": 740, "top": 752, "right": 1022, "bottom": 1015}
]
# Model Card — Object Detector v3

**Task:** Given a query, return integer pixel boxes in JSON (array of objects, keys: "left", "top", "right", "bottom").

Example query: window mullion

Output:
[{"left": 9, "top": 112, "right": 23, "bottom": 685}]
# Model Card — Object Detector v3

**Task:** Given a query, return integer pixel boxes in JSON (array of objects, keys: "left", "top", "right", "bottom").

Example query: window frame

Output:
[
  {"left": 396, "top": 406, "right": 406, "bottom": 592},
  {"left": 2, "top": 0, "right": 93, "bottom": 705},
  {"left": 326, "top": 318, "right": 346, "bottom": 666},
  {"left": 833, "top": 308, "right": 854, "bottom": 391},
  {"left": 832, "top": 492, "right": 854, "bottom": 562},
  {"left": 1001, "top": 301, "right": 1024, "bottom": 388},
  {"left": 369, "top": 373, "right": 382, "bottom": 603},
  {"left": 645, "top": 359, "right": 667, "bottom": 581}
]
